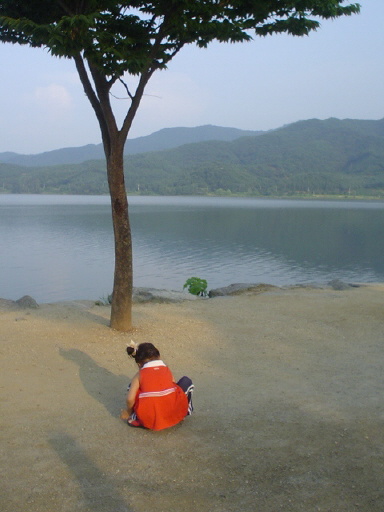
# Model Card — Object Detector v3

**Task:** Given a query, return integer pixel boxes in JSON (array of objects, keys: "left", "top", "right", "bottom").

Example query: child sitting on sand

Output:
[{"left": 120, "top": 342, "right": 194, "bottom": 430}]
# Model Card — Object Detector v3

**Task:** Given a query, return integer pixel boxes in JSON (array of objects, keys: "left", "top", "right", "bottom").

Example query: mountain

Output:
[
  {"left": 0, "top": 125, "right": 261, "bottom": 167},
  {"left": 0, "top": 144, "right": 105, "bottom": 168},
  {"left": 121, "top": 118, "right": 384, "bottom": 196},
  {"left": 1, "top": 118, "right": 383, "bottom": 197}
]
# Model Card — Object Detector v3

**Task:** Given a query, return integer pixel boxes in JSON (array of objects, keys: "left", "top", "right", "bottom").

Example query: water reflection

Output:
[
  {"left": 0, "top": 195, "right": 383, "bottom": 301},
  {"left": 131, "top": 203, "right": 384, "bottom": 290}
]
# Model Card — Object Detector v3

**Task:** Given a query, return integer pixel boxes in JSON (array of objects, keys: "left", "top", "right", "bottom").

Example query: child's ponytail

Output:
[
  {"left": 126, "top": 341, "right": 160, "bottom": 365},
  {"left": 126, "top": 340, "right": 138, "bottom": 358}
]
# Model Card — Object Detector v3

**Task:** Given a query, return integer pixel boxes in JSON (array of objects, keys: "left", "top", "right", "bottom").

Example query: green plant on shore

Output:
[{"left": 183, "top": 277, "right": 208, "bottom": 297}]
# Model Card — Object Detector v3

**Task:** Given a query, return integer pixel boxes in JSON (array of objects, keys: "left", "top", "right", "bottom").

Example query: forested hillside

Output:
[
  {"left": 0, "top": 125, "right": 260, "bottom": 167},
  {"left": 1, "top": 118, "right": 383, "bottom": 197}
]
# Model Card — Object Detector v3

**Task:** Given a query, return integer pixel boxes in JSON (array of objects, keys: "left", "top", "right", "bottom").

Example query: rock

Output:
[
  {"left": 328, "top": 279, "right": 358, "bottom": 291},
  {"left": 208, "top": 283, "right": 278, "bottom": 298},
  {"left": 0, "top": 298, "right": 20, "bottom": 311},
  {"left": 132, "top": 288, "right": 198, "bottom": 303},
  {"left": 15, "top": 295, "right": 39, "bottom": 309}
]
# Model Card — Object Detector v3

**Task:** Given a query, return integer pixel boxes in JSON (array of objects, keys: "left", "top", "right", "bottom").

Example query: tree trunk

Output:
[{"left": 107, "top": 140, "right": 133, "bottom": 331}]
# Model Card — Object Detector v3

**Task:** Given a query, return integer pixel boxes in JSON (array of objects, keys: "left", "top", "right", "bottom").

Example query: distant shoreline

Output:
[
  {"left": 2, "top": 280, "right": 383, "bottom": 311},
  {"left": 1, "top": 191, "right": 384, "bottom": 201}
]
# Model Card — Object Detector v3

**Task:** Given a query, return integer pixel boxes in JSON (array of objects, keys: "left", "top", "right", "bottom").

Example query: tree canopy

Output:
[{"left": 0, "top": 1, "right": 361, "bottom": 78}]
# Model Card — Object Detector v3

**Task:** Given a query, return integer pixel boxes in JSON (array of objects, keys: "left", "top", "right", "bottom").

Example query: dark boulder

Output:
[
  {"left": 15, "top": 295, "right": 39, "bottom": 309},
  {"left": 328, "top": 279, "right": 360, "bottom": 291},
  {"left": 132, "top": 287, "right": 197, "bottom": 303},
  {"left": 208, "top": 283, "right": 278, "bottom": 298}
]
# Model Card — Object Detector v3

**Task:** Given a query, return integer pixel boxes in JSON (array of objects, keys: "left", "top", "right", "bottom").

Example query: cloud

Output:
[
  {"left": 7, "top": 84, "right": 87, "bottom": 153},
  {"left": 32, "top": 83, "right": 73, "bottom": 111}
]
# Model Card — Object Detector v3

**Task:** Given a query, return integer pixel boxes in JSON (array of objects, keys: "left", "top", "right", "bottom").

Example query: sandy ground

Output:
[{"left": 1, "top": 284, "right": 384, "bottom": 512}]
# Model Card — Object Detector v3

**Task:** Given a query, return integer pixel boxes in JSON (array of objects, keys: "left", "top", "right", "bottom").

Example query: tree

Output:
[{"left": 0, "top": 0, "right": 360, "bottom": 331}]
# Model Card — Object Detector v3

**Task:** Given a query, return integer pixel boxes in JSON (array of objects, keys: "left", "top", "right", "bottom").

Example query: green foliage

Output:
[
  {"left": 0, "top": 1, "right": 360, "bottom": 81},
  {"left": 183, "top": 277, "right": 208, "bottom": 297}
]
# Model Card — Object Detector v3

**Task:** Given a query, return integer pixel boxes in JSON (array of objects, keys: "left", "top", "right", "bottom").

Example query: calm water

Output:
[{"left": 1, "top": 194, "right": 384, "bottom": 302}]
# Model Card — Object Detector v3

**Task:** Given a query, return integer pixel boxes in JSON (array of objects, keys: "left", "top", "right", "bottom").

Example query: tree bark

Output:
[
  {"left": 74, "top": 55, "right": 154, "bottom": 331},
  {"left": 107, "top": 140, "right": 133, "bottom": 331}
]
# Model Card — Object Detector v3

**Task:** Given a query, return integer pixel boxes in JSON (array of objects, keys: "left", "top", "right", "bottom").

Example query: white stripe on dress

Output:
[{"left": 138, "top": 387, "right": 176, "bottom": 399}]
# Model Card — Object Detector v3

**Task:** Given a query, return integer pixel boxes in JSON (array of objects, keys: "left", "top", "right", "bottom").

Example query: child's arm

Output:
[
  {"left": 126, "top": 372, "right": 140, "bottom": 414},
  {"left": 120, "top": 371, "right": 140, "bottom": 420}
]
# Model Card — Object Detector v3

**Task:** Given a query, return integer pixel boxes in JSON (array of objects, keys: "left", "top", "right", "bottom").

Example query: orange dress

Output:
[{"left": 134, "top": 360, "right": 188, "bottom": 431}]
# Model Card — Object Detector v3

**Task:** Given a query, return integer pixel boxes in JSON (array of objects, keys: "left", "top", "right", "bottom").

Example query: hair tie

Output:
[{"left": 127, "top": 339, "right": 138, "bottom": 356}]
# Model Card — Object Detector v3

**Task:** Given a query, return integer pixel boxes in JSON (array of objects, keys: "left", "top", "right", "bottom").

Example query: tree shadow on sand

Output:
[
  {"left": 49, "top": 432, "right": 133, "bottom": 512},
  {"left": 59, "top": 348, "right": 129, "bottom": 418}
]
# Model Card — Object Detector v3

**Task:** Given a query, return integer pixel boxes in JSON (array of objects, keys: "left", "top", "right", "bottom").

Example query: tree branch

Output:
[
  {"left": 119, "top": 78, "right": 133, "bottom": 100},
  {"left": 73, "top": 53, "right": 111, "bottom": 155},
  {"left": 120, "top": 68, "right": 155, "bottom": 143},
  {"left": 87, "top": 60, "right": 120, "bottom": 151},
  {"left": 119, "top": 12, "right": 186, "bottom": 142}
]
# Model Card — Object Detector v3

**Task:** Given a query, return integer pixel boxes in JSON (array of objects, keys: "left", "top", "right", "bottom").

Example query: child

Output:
[{"left": 120, "top": 342, "right": 194, "bottom": 430}]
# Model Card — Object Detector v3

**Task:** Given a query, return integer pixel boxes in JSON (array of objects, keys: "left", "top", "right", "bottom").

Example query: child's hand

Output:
[{"left": 120, "top": 409, "right": 130, "bottom": 420}]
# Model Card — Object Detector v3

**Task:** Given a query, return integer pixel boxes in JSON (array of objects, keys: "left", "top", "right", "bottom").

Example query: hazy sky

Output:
[{"left": 1, "top": 0, "right": 383, "bottom": 154}]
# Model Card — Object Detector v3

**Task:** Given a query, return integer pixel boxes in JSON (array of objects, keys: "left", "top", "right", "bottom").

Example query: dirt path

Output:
[{"left": 1, "top": 285, "right": 383, "bottom": 512}]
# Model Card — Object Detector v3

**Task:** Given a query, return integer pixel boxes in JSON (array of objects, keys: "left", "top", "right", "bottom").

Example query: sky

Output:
[{"left": 1, "top": 0, "right": 383, "bottom": 155}]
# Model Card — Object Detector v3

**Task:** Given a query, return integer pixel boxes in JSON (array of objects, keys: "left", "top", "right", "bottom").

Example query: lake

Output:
[{"left": 1, "top": 194, "right": 384, "bottom": 303}]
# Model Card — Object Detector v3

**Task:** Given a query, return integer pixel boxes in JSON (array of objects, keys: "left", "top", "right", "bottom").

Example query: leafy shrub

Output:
[{"left": 183, "top": 277, "right": 208, "bottom": 297}]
